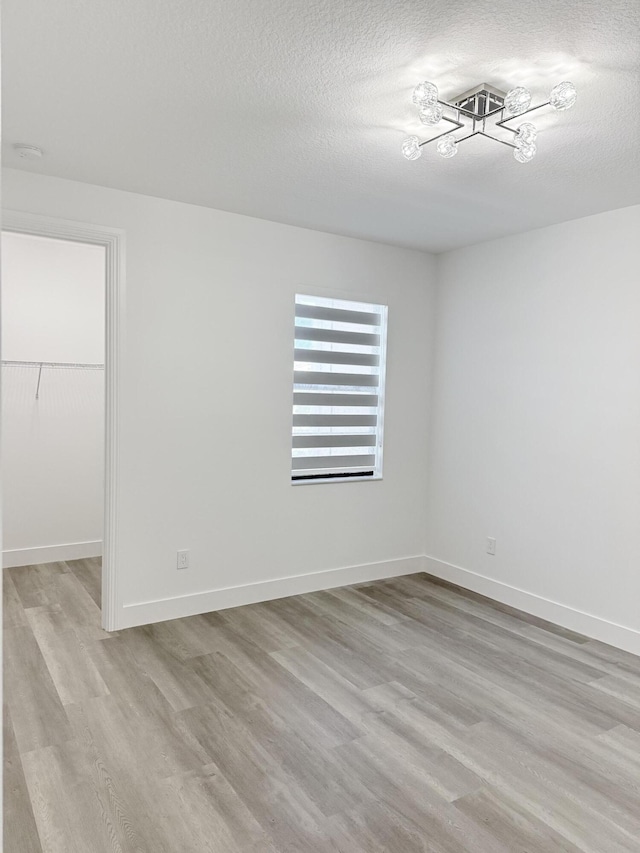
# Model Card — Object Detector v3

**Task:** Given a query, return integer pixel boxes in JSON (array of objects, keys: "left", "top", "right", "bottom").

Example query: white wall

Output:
[
  {"left": 2, "top": 232, "right": 105, "bottom": 564},
  {"left": 2, "top": 169, "right": 437, "bottom": 627},
  {"left": 2, "top": 232, "right": 105, "bottom": 362},
  {"left": 4, "top": 171, "right": 639, "bottom": 653},
  {"left": 426, "top": 205, "right": 640, "bottom": 653}
]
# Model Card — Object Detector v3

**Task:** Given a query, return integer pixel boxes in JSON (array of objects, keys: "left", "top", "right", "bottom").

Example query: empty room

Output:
[{"left": 2, "top": 1, "right": 640, "bottom": 851}]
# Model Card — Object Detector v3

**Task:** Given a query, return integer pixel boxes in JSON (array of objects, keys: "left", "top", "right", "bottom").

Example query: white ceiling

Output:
[{"left": 3, "top": 0, "right": 640, "bottom": 252}]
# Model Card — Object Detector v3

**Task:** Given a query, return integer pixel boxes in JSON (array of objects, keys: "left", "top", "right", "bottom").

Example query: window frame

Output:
[{"left": 291, "top": 292, "right": 388, "bottom": 486}]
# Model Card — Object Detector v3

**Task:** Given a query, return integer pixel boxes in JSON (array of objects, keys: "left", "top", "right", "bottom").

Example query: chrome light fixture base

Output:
[{"left": 450, "top": 84, "right": 507, "bottom": 119}]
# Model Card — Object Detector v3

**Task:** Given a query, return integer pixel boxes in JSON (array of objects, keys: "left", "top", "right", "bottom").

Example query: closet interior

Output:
[{"left": 1, "top": 230, "right": 106, "bottom": 570}]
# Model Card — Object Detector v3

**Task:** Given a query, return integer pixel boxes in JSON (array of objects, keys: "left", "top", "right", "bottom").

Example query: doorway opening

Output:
[{"left": 2, "top": 213, "right": 124, "bottom": 630}]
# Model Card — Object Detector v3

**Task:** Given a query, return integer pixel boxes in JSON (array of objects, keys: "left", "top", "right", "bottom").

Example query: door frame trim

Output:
[{"left": 3, "top": 210, "right": 125, "bottom": 631}]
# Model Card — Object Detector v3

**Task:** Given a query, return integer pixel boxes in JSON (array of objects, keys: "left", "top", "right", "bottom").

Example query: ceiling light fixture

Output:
[{"left": 402, "top": 80, "right": 577, "bottom": 164}]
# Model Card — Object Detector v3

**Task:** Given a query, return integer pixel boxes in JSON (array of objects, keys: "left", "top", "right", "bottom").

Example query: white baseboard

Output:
[
  {"left": 3, "top": 540, "right": 103, "bottom": 569},
  {"left": 424, "top": 556, "right": 640, "bottom": 657},
  {"left": 119, "top": 555, "right": 426, "bottom": 629}
]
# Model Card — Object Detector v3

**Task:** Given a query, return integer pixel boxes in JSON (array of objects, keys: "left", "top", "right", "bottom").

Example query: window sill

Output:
[{"left": 291, "top": 475, "right": 383, "bottom": 486}]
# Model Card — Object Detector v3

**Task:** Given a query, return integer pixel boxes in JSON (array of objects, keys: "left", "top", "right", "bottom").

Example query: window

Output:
[{"left": 291, "top": 293, "right": 388, "bottom": 482}]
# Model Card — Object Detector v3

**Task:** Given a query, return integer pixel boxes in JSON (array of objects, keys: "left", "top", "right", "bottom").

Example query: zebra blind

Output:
[{"left": 292, "top": 294, "right": 388, "bottom": 481}]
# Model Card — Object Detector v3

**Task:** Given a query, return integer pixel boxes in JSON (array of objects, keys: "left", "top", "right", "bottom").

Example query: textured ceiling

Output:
[{"left": 3, "top": 0, "right": 640, "bottom": 252}]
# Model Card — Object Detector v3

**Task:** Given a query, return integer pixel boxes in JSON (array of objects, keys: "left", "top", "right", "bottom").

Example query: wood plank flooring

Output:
[{"left": 4, "top": 558, "right": 640, "bottom": 852}]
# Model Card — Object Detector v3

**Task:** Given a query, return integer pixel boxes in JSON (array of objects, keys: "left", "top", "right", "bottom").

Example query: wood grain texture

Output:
[
  {"left": 3, "top": 704, "right": 43, "bottom": 853},
  {"left": 4, "top": 557, "right": 640, "bottom": 852}
]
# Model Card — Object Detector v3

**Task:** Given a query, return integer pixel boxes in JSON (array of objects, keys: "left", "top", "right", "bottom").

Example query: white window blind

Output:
[{"left": 291, "top": 294, "right": 388, "bottom": 482}]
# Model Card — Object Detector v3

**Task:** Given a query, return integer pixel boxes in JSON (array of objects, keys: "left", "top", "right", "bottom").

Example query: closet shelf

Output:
[
  {"left": 1, "top": 360, "right": 104, "bottom": 399},
  {"left": 2, "top": 360, "right": 104, "bottom": 369}
]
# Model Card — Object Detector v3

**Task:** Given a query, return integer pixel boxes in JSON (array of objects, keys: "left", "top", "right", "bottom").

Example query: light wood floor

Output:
[{"left": 4, "top": 559, "right": 640, "bottom": 852}]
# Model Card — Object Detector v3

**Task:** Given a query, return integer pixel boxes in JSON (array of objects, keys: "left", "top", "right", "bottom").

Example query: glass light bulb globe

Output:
[
  {"left": 419, "top": 103, "right": 444, "bottom": 126},
  {"left": 504, "top": 86, "right": 532, "bottom": 115},
  {"left": 550, "top": 81, "right": 577, "bottom": 111},
  {"left": 515, "top": 122, "right": 537, "bottom": 147},
  {"left": 412, "top": 81, "right": 438, "bottom": 107},
  {"left": 401, "top": 136, "right": 422, "bottom": 161},
  {"left": 436, "top": 134, "right": 457, "bottom": 159},
  {"left": 513, "top": 142, "right": 537, "bottom": 163}
]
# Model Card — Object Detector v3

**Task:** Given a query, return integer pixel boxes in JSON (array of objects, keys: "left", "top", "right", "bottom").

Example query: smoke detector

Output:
[{"left": 13, "top": 144, "right": 43, "bottom": 160}]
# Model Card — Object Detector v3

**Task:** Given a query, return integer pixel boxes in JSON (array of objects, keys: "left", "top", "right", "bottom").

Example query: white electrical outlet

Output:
[
  {"left": 486, "top": 537, "right": 496, "bottom": 556},
  {"left": 177, "top": 549, "right": 189, "bottom": 569}
]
